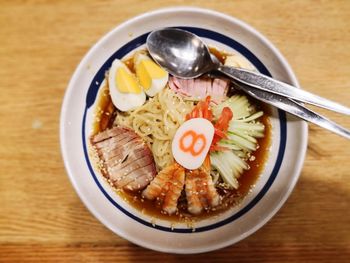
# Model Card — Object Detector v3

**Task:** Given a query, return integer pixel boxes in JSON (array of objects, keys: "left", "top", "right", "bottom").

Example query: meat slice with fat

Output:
[
  {"left": 169, "top": 76, "right": 229, "bottom": 103},
  {"left": 142, "top": 163, "right": 185, "bottom": 215},
  {"left": 185, "top": 156, "right": 220, "bottom": 215},
  {"left": 91, "top": 126, "right": 156, "bottom": 191}
]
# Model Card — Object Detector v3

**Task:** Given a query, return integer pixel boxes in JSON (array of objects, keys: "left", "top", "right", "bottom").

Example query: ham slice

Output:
[
  {"left": 169, "top": 76, "right": 229, "bottom": 102},
  {"left": 91, "top": 126, "right": 156, "bottom": 191}
]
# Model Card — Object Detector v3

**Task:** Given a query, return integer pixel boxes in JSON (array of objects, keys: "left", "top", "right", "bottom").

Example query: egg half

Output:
[
  {"left": 108, "top": 59, "right": 146, "bottom": 112},
  {"left": 172, "top": 118, "right": 214, "bottom": 170},
  {"left": 134, "top": 52, "right": 168, "bottom": 97}
]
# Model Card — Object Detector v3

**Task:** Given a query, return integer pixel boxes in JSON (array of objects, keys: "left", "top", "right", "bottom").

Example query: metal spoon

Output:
[
  {"left": 147, "top": 28, "right": 350, "bottom": 115},
  {"left": 147, "top": 28, "right": 350, "bottom": 139}
]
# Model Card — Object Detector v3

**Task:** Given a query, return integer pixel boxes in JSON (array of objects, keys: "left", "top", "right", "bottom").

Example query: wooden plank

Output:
[{"left": 0, "top": 0, "right": 349, "bottom": 262}]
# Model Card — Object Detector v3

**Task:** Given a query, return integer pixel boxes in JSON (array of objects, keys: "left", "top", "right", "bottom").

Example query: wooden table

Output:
[{"left": 1, "top": 1, "right": 349, "bottom": 262}]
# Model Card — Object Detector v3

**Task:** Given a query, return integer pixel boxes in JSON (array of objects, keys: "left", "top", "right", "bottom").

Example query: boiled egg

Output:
[
  {"left": 108, "top": 59, "right": 146, "bottom": 112},
  {"left": 224, "top": 54, "right": 256, "bottom": 71},
  {"left": 172, "top": 118, "right": 214, "bottom": 170},
  {"left": 134, "top": 52, "right": 168, "bottom": 97}
]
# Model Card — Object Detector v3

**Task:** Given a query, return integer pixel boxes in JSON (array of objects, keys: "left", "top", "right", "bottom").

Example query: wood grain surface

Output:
[{"left": 0, "top": 0, "right": 349, "bottom": 262}]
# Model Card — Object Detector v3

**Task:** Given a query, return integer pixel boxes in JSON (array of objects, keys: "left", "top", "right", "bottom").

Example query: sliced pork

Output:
[
  {"left": 185, "top": 156, "right": 220, "bottom": 215},
  {"left": 169, "top": 76, "right": 229, "bottom": 103},
  {"left": 91, "top": 126, "right": 156, "bottom": 192},
  {"left": 142, "top": 163, "right": 185, "bottom": 215}
]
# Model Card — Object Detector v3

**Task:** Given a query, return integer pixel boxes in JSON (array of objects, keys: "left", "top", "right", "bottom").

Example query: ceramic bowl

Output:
[{"left": 60, "top": 7, "right": 308, "bottom": 254}]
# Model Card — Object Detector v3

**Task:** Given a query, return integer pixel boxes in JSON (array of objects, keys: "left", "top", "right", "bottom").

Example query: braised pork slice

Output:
[
  {"left": 169, "top": 76, "right": 229, "bottom": 103},
  {"left": 142, "top": 163, "right": 185, "bottom": 215},
  {"left": 185, "top": 156, "right": 220, "bottom": 215},
  {"left": 91, "top": 126, "right": 156, "bottom": 191}
]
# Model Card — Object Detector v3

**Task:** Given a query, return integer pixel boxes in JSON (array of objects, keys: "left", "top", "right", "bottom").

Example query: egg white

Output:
[
  {"left": 108, "top": 59, "right": 146, "bottom": 112},
  {"left": 145, "top": 76, "right": 168, "bottom": 97},
  {"left": 134, "top": 53, "right": 168, "bottom": 97}
]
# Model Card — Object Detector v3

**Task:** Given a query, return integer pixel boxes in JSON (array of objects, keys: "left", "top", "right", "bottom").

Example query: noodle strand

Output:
[{"left": 115, "top": 87, "right": 194, "bottom": 170}]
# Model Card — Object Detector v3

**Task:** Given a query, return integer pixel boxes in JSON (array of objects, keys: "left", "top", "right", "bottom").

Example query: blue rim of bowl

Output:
[{"left": 82, "top": 27, "right": 287, "bottom": 233}]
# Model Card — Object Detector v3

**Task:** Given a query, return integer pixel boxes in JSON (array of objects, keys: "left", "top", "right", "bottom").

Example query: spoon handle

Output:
[
  {"left": 233, "top": 82, "right": 350, "bottom": 139},
  {"left": 218, "top": 65, "right": 350, "bottom": 115}
]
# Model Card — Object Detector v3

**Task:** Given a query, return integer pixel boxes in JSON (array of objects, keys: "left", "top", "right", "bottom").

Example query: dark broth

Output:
[
  {"left": 91, "top": 48, "right": 271, "bottom": 224},
  {"left": 92, "top": 83, "right": 115, "bottom": 136}
]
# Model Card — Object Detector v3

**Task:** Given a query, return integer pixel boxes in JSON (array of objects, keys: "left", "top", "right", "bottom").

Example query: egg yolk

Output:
[
  {"left": 116, "top": 67, "right": 142, "bottom": 94},
  {"left": 136, "top": 59, "right": 167, "bottom": 90}
]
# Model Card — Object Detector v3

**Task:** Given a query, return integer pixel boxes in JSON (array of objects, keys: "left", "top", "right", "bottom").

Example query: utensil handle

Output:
[
  {"left": 234, "top": 82, "right": 350, "bottom": 139},
  {"left": 219, "top": 65, "right": 350, "bottom": 115}
]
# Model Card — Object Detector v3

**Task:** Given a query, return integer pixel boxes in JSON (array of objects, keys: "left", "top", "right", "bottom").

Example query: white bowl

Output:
[{"left": 60, "top": 7, "right": 308, "bottom": 254}]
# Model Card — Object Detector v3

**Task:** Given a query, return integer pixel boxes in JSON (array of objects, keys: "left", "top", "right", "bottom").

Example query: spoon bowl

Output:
[{"left": 147, "top": 28, "right": 215, "bottom": 78}]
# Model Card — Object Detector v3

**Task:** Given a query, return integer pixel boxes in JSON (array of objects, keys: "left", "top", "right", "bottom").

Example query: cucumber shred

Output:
[{"left": 210, "top": 94, "right": 265, "bottom": 188}]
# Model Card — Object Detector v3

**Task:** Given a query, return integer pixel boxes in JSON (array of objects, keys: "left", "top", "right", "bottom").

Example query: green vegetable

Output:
[
  {"left": 211, "top": 151, "right": 248, "bottom": 189},
  {"left": 210, "top": 94, "right": 265, "bottom": 188}
]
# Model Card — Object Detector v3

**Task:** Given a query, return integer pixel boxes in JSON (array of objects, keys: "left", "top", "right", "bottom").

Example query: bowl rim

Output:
[{"left": 60, "top": 6, "right": 308, "bottom": 253}]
